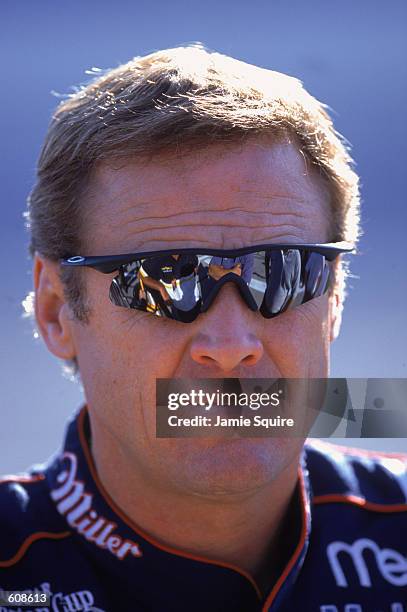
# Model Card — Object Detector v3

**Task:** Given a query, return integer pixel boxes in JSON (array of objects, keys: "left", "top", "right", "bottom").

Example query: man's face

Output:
[{"left": 68, "top": 138, "right": 337, "bottom": 496}]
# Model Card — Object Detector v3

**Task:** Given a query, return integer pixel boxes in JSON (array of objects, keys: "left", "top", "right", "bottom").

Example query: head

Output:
[{"left": 29, "top": 46, "right": 360, "bottom": 496}]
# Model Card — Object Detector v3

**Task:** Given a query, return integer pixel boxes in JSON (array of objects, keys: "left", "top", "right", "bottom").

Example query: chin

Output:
[{"left": 164, "top": 437, "right": 302, "bottom": 497}]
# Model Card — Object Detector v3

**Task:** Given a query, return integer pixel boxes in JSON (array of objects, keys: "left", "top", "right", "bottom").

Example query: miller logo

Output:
[
  {"left": 50, "top": 452, "right": 142, "bottom": 561},
  {"left": 327, "top": 538, "right": 407, "bottom": 588}
]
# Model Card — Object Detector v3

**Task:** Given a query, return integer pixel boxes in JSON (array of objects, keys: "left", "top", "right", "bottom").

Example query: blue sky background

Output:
[{"left": 1, "top": 0, "right": 406, "bottom": 472}]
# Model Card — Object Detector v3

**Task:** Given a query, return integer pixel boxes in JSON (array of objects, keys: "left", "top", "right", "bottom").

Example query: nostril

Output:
[
  {"left": 241, "top": 354, "right": 259, "bottom": 366},
  {"left": 196, "top": 354, "right": 217, "bottom": 366}
]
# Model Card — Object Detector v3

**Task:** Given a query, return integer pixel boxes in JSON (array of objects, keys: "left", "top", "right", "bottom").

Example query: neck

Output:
[{"left": 91, "top": 424, "right": 301, "bottom": 592}]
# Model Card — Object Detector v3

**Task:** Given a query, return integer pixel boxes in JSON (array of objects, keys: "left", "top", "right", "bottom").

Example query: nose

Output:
[{"left": 190, "top": 284, "right": 264, "bottom": 372}]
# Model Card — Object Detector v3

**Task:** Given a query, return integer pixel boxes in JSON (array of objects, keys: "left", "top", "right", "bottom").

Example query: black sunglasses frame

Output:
[{"left": 60, "top": 242, "right": 353, "bottom": 274}]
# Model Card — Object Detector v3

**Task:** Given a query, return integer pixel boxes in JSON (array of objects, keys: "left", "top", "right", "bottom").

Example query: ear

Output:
[
  {"left": 328, "top": 260, "right": 344, "bottom": 342},
  {"left": 33, "top": 254, "right": 77, "bottom": 360}
]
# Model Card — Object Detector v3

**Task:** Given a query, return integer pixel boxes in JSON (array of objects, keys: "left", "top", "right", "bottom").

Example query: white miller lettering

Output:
[{"left": 50, "top": 452, "right": 142, "bottom": 561}]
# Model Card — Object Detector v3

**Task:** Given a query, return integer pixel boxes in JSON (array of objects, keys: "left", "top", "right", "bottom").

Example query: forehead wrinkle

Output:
[
  {"left": 119, "top": 223, "right": 314, "bottom": 253},
  {"left": 111, "top": 191, "right": 312, "bottom": 230},
  {"left": 119, "top": 232, "right": 310, "bottom": 253},
  {"left": 113, "top": 198, "right": 310, "bottom": 225},
  {"left": 113, "top": 202, "right": 320, "bottom": 252},
  {"left": 113, "top": 206, "right": 309, "bottom": 231},
  {"left": 107, "top": 163, "right": 315, "bottom": 219},
  {"left": 124, "top": 220, "right": 308, "bottom": 236}
]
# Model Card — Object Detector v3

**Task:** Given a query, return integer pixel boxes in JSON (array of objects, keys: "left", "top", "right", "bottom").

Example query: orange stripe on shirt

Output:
[
  {"left": 313, "top": 494, "right": 407, "bottom": 512},
  {"left": 0, "top": 531, "right": 71, "bottom": 568}
]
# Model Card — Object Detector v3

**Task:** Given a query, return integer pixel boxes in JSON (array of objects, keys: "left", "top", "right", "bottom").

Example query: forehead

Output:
[{"left": 82, "top": 138, "right": 332, "bottom": 254}]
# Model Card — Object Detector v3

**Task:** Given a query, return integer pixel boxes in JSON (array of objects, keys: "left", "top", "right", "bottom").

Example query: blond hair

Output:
[{"left": 27, "top": 45, "right": 360, "bottom": 320}]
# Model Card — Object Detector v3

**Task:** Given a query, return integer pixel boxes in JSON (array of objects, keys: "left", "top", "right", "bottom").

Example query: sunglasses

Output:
[{"left": 61, "top": 243, "right": 353, "bottom": 323}]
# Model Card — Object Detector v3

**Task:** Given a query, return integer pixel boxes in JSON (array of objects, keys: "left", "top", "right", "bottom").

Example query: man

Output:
[
  {"left": 139, "top": 253, "right": 200, "bottom": 321},
  {"left": 0, "top": 46, "right": 406, "bottom": 612}
]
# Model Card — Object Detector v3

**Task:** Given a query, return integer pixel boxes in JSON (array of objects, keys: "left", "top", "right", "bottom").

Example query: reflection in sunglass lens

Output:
[{"left": 109, "top": 249, "right": 331, "bottom": 322}]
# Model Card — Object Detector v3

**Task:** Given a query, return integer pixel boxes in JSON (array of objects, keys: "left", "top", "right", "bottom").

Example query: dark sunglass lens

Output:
[
  {"left": 109, "top": 256, "right": 202, "bottom": 322},
  {"left": 260, "top": 249, "right": 330, "bottom": 318},
  {"left": 260, "top": 249, "right": 302, "bottom": 317},
  {"left": 303, "top": 252, "right": 330, "bottom": 301},
  {"left": 245, "top": 252, "right": 267, "bottom": 307},
  {"left": 109, "top": 261, "right": 143, "bottom": 309}
]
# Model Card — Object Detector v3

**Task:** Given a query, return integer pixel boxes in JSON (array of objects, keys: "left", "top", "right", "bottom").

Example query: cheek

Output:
[
  {"left": 261, "top": 296, "right": 331, "bottom": 377},
  {"left": 72, "top": 300, "right": 190, "bottom": 438}
]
